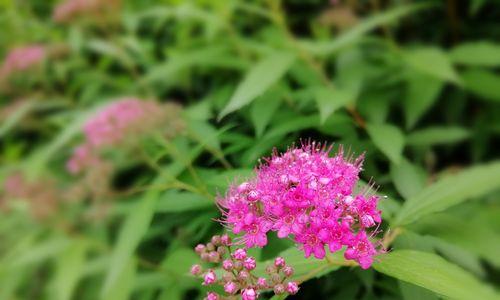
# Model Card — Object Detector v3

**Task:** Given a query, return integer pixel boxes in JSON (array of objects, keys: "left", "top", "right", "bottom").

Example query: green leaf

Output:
[
  {"left": 300, "top": 3, "right": 432, "bottom": 55},
  {"left": 155, "top": 190, "right": 212, "bottom": 213},
  {"left": 406, "top": 127, "right": 470, "bottom": 146},
  {"left": 366, "top": 123, "right": 405, "bottom": 164},
  {"left": 390, "top": 159, "right": 426, "bottom": 199},
  {"left": 374, "top": 250, "right": 498, "bottom": 300},
  {"left": 314, "top": 86, "right": 354, "bottom": 124},
  {"left": 51, "top": 241, "right": 87, "bottom": 300},
  {"left": 404, "top": 47, "right": 460, "bottom": 84},
  {"left": 404, "top": 71, "right": 444, "bottom": 129},
  {"left": 250, "top": 88, "right": 283, "bottom": 137},
  {"left": 450, "top": 41, "right": 500, "bottom": 67},
  {"left": 218, "top": 52, "right": 296, "bottom": 119},
  {"left": 394, "top": 161, "right": 500, "bottom": 225},
  {"left": 0, "top": 100, "right": 35, "bottom": 137},
  {"left": 100, "top": 179, "right": 163, "bottom": 298},
  {"left": 102, "top": 259, "right": 136, "bottom": 300},
  {"left": 461, "top": 68, "right": 500, "bottom": 102},
  {"left": 399, "top": 281, "right": 439, "bottom": 300}
]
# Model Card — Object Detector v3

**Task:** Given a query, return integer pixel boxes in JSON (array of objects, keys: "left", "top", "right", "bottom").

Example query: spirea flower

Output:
[
  {"left": 0, "top": 45, "right": 45, "bottom": 81},
  {"left": 218, "top": 142, "right": 383, "bottom": 269},
  {"left": 67, "top": 98, "right": 184, "bottom": 175},
  {"left": 53, "top": 0, "right": 121, "bottom": 24},
  {"left": 191, "top": 236, "right": 299, "bottom": 299},
  {"left": 1, "top": 172, "right": 58, "bottom": 219}
]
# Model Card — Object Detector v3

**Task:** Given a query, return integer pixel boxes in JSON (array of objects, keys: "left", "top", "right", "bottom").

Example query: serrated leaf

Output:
[
  {"left": 314, "top": 86, "right": 354, "bottom": 124},
  {"left": 218, "top": 52, "right": 295, "bottom": 119},
  {"left": 394, "top": 161, "right": 500, "bottom": 225},
  {"left": 406, "top": 127, "right": 470, "bottom": 146},
  {"left": 461, "top": 68, "right": 500, "bottom": 102},
  {"left": 404, "top": 71, "right": 444, "bottom": 129},
  {"left": 404, "top": 47, "right": 460, "bottom": 84},
  {"left": 374, "top": 250, "right": 498, "bottom": 300},
  {"left": 366, "top": 123, "right": 405, "bottom": 164},
  {"left": 450, "top": 41, "right": 500, "bottom": 67}
]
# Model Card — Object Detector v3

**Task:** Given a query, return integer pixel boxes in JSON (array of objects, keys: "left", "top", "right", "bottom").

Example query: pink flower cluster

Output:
[
  {"left": 53, "top": 0, "right": 121, "bottom": 23},
  {"left": 1, "top": 172, "right": 58, "bottom": 219},
  {"left": 218, "top": 142, "right": 383, "bottom": 269},
  {"left": 67, "top": 98, "right": 182, "bottom": 174},
  {"left": 191, "top": 234, "right": 299, "bottom": 300},
  {"left": 0, "top": 45, "right": 45, "bottom": 81}
]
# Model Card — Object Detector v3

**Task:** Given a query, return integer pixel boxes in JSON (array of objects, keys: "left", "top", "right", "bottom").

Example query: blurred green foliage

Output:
[{"left": 0, "top": 0, "right": 500, "bottom": 299}]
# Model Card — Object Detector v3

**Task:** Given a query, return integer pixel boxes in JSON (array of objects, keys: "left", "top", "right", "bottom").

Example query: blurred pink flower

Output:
[
  {"left": 0, "top": 45, "right": 45, "bottom": 81},
  {"left": 53, "top": 0, "right": 121, "bottom": 24}
]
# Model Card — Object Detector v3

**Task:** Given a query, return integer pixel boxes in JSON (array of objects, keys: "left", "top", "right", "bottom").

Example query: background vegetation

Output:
[{"left": 0, "top": 0, "right": 499, "bottom": 299}]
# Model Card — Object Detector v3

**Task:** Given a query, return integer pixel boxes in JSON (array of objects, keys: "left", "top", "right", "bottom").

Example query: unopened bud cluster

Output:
[{"left": 191, "top": 234, "right": 300, "bottom": 300}]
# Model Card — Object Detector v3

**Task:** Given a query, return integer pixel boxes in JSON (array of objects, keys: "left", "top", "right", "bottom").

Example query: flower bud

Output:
[
  {"left": 238, "top": 182, "right": 250, "bottom": 193},
  {"left": 266, "top": 265, "right": 277, "bottom": 274},
  {"left": 274, "top": 257, "right": 285, "bottom": 268},
  {"left": 190, "top": 264, "right": 202, "bottom": 276},
  {"left": 217, "top": 246, "right": 226, "bottom": 255},
  {"left": 243, "top": 257, "right": 256, "bottom": 270},
  {"left": 223, "top": 272, "right": 233, "bottom": 282},
  {"left": 195, "top": 244, "right": 205, "bottom": 254},
  {"left": 233, "top": 248, "right": 247, "bottom": 260},
  {"left": 222, "top": 259, "right": 233, "bottom": 271},
  {"left": 238, "top": 270, "right": 250, "bottom": 281},
  {"left": 233, "top": 260, "right": 243, "bottom": 271},
  {"left": 205, "top": 292, "right": 219, "bottom": 300},
  {"left": 206, "top": 242, "right": 215, "bottom": 251},
  {"left": 247, "top": 190, "right": 259, "bottom": 202},
  {"left": 203, "top": 270, "right": 216, "bottom": 285},
  {"left": 274, "top": 283, "right": 285, "bottom": 295},
  {"left": 286, "top": 281, "right": 299, "bottom": 295},
  {"left": 241, "top": 288, "right": 257, "bottom": 300},
  {"left": 211, "top": 235, "right": 221, "bottom": 246},
  {"left": 220, "top": 234, "right": 231, "bottom": 246},
  {"left": 271, "top": 273, "right": 281, "bottom": 284},
  {"left": 200, "top": 252, "right": 210, "bottom": 262},
  {"left": 283, "top": 266, "right": 294, "bottom": 277},
  {"left": 257, "top": 277, "right": 268, "bottom": 289},
  {"left": 224, "top": 281, "right": 238, "bottom": 294},
  {"left": 208, "top": 251, "right": 221, "bottom": 263}
]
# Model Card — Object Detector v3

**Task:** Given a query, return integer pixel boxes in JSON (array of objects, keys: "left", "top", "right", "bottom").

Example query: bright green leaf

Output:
[
  {"left": 407, "top": 127, "right": 470, "bottom": 146},
  {"left": 374, "top": 250, "right": 498, "bottom": 300},
  {"left": 314, "top": 86, "right": 354, "bottom": 124},
  {"left": 366, "top": 123, "right": 405, "bottom": 164},
  {"left": 390, "top": 159, "right": 426, "bottom": 199},
  {"left": 404, "top": 71, "right": 444, "bottom": 129},
  {"left": 461, "top": 68, "right": 500, "bottom": 102},
  {"left": 218, "top": 52, "right": 295, "bottom": 119},
  {"left": 450, "top": 41, "right": 500, "bottom": 67},
  {"left": 404, "top": 47, "right": 460, "bottom": 84},
  {"left": 155, "top": 190, "right": 212, "bottom": 213},
  {"left": 394, "top": 161, "right": 500, "bottom": 225}
]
